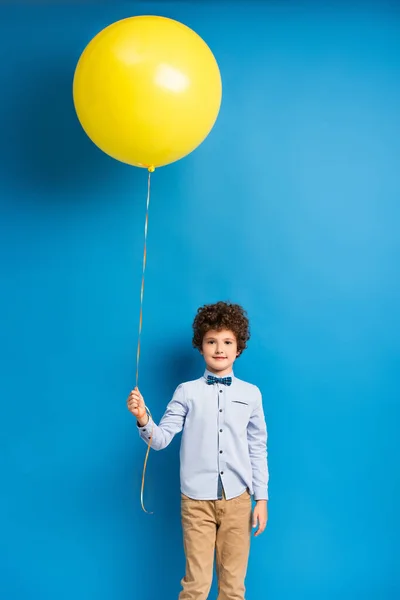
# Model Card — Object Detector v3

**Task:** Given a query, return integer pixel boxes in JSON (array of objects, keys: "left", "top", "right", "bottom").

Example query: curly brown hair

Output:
[{"left": 192, "top": 301, "right": 250, "bottom": 356}]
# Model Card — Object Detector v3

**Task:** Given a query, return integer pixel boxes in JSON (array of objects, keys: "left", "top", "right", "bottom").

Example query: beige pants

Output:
[{"left": 179, "top": 490, "right": 252, "bottom": 600}]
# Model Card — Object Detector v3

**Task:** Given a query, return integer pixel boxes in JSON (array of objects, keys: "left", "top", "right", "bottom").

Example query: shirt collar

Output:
[{"left": 203, "top": 368, "right": 234, "bottom": 381}]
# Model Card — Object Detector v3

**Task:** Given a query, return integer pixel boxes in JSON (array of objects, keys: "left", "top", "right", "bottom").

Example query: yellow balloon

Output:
[{"left": 73, "top": 16, "right": 222, "bottom": 170}]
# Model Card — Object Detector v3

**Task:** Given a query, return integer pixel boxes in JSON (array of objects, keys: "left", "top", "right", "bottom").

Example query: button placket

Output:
[{"left": 217, "top": 385, "right": 226, "bottom": 482}]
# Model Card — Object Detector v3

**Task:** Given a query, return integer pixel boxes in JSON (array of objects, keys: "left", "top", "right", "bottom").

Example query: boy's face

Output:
[{"left": 201, "top": 329, "right": 239, "bottom": 376}]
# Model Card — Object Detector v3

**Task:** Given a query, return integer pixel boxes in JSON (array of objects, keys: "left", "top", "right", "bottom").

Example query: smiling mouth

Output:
[{"left": 213, "top": 357, "right": 227, "bottom": 360}]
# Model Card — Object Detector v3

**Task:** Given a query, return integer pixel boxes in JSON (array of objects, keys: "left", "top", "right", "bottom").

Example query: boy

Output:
[{"left": 127, "top": 301, "right": 269, "bottom": 600}]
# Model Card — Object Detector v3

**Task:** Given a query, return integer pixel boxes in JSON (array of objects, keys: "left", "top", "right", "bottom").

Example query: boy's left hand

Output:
[{"left": 252, "top": 500, "right": 268, "bottom": 537}]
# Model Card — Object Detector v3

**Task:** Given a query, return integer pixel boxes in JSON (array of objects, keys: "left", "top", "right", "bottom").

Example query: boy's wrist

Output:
[{"left": 137, "top": 414, "right": 149, "bottom": 427}]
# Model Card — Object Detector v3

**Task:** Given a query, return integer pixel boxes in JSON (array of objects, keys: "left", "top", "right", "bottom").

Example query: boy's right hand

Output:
[{"left": 127, "top": 387, "right": 149, "bottom": 426}]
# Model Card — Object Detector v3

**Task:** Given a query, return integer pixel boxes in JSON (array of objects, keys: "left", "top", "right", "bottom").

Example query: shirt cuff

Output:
[
  {"left": 253, "top": 486, "right": 268, "bottom": 501},
  {"left": 137, "top": 416, "right": 154, "bottom": 440}
]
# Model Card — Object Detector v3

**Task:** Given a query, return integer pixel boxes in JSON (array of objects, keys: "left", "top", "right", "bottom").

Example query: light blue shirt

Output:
[{"left": 138, "top": 369, "right": 269, "bottom": 501}]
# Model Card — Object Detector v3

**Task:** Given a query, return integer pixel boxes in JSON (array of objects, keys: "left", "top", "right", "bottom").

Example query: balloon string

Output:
[
  {"left": 135, "top": 171, "right": 151, "bottom": 389},
  {"left": 137, "top": 169, "right": 154, "bottom": 515},
  {"left": 140, "top": 406, "right": 154, "bottom": 514}
]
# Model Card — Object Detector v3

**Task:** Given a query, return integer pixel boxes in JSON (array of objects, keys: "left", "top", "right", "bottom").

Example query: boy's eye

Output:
[
  {"left": 225, "top": 341, "right": 232, "bottom": 345},
  {"left": 207, "top": 340, "right": 215, "bottom": 344}
]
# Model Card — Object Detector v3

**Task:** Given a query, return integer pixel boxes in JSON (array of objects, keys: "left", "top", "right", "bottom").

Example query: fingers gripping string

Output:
[{"left": 137, "top": 167, "right": 155, "bottom": 514}]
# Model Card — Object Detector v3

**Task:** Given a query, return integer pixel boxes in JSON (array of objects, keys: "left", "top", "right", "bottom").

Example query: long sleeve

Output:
[
  {"left": 137, "top": 384, "right": 187, "bottom": 451},
  {"left": 247, "top": 390, "right": 269, "bottom": 500}
]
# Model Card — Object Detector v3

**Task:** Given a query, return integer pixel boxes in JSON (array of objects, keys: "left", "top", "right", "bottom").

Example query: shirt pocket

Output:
[{"left": 228, "top": 399, "right": 251, "bottom": 428}]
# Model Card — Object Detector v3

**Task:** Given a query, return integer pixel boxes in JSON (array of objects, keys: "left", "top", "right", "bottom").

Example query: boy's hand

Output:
[
  {"left": 252, "top": 500, "right": 268, "bottom": 537},
  {"left": 127, "top": 387, "right": 148, "bottom": 425}
]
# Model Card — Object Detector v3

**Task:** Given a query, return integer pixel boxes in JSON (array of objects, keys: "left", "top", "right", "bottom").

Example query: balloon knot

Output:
[{"left": 148, "top": 165, "right": 155, "bottom": 173}]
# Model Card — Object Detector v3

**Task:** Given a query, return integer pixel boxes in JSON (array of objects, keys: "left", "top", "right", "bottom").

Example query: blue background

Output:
[{"left": 0, "top": 1, "right": 399, "bottom": 599}]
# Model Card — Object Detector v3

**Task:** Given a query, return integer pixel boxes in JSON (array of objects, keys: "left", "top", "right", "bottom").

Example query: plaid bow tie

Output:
[{"left": 206, "top": 375, "right": 232, "bottom": 386}]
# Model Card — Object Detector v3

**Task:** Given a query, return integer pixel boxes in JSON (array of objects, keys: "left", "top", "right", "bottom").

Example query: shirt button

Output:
[
  {"left": 220, "top": 429, "right": 223, "bottom": 433},
  {"left": 220, "top": 471, "right": 224, "bottom": 475},
  {"left": 220, "top": 450, "right": 223, "bottom": 454},
  {"left": 219, "top": 390, "right": 223, "bottom": 393}
]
